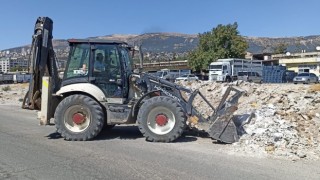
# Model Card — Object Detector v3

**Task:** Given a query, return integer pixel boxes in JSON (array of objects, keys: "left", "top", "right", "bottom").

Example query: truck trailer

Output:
[{"left": 208, "top": 58, "right": 263, "bottom": 82}]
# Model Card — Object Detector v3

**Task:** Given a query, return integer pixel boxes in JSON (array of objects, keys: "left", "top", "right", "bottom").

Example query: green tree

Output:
[
  {"left": 188, "top": 22, "right": 248, "bottom": 71},
  {"left": 11, "top": 66, "right": 23, "bottom": 72},
  {"left": 273, "top": 42, "right": 288, "bottom": 54}
]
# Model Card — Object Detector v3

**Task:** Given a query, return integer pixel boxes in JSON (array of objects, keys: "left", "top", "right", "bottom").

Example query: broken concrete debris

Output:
[{"left": 179, "top": 81, "right": 320, "bottom": 160}]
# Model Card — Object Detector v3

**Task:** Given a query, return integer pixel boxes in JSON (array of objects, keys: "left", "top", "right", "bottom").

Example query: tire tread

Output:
[
  {"left": 54, "top": 94, "right": 104, "bottom": 141},
  {"left": 137, "top": 96, "right": 186, "bottom": 142}
]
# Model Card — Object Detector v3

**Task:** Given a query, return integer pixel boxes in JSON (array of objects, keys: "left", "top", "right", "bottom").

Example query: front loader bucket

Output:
[
  {"left": 209, "top": 118, "right": 239, "bottom": 143},
  {"left": 184, "top": 84, "right": 247, "bottom": 143},
  {"left": 208, "top": 102, "right": 240, "bottom": 143},
  {"left": 208, "top": 112, "right": 255, "bottom": 143},
  {"left": 206, "top": 86, "right": 246, "bottom": 143}
]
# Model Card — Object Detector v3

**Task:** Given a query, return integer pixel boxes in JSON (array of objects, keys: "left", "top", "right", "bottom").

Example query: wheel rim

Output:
[
  {"left": 64, "top": 105, "right": 91, "bottom": 133},
  {"left": 147, "top": 106, "right": 176, "bottom": 135},
  {"left": 155, "top": 114, "right": 168, "bottom": 126}
]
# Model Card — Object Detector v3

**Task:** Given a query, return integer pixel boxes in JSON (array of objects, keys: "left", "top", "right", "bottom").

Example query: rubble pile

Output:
[{"left": 179, "top": 80, "right": 320, "bottom": 160}]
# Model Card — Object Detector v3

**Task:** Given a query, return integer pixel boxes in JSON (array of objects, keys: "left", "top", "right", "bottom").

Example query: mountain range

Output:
[{"left": 4, "top": 33, "right": 320, "bottom": 58}]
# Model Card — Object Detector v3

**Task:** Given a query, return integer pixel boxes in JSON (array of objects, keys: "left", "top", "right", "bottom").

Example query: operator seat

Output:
[{"left": 94, "top": 53, "right": 106, "bottom": 72}]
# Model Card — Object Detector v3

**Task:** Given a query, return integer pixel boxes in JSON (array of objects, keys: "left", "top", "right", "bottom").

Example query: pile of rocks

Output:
[{"left": 178, "top": 80, "right": 320, "bottom": 160}]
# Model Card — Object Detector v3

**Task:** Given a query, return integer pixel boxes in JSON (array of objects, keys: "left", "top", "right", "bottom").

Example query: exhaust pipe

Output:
[{"left": 138, "top": 45, "right": 143, "bottom": 72}]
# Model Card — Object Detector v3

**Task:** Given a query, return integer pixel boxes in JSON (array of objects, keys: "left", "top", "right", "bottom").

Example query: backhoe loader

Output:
[{"left": 23, "top": 17, "right": 245, "bottom": 143}]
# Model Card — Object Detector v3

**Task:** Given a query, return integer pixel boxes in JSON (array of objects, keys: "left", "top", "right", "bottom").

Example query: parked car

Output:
[
  {"left": 175, "top": 74, "right": 199, "bottom": 82},
  {"left": 293, "top": 73, "right": 319, "bottom": 84},
  {"left": 237, "top": 71, "right": 262, "bottom": 83}
]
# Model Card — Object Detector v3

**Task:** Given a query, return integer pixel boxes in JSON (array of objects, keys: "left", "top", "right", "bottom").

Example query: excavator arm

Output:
[{"left": 22, "top": 17, "right": 60, "bottom": 110}]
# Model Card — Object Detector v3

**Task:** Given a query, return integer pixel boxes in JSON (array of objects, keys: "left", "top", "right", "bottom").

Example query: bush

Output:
[{"left": 2, "top": 86, "right": 11, "bottom": 91}]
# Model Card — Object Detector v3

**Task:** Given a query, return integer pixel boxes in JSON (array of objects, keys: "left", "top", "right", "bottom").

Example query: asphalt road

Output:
[{"left": 0, "top": 104, "right": 319, "bottom": 180}]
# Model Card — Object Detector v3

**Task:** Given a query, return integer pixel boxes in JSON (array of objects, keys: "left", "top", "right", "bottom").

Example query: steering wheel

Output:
[{"left": 108, "top": 67, "right": 120, "bottom": 78}]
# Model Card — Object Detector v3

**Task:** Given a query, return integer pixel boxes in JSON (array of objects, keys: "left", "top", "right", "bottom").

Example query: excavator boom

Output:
[{"left": 22, "top": 17, "right": 60, "bottom": 110}]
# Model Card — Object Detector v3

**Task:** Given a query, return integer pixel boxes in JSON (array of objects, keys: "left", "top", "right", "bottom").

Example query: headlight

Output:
[{"left": 301, "top": 77, "right": 306, "bottom": 80}]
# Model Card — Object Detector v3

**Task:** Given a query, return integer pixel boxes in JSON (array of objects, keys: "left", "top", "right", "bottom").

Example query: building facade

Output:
[
  {"left": 0, "top": 57, "right": 29, "bottom": 73},
  {"left": 0, "top": 58, "right": 10, "bottom": 73},
  {"left": 10, "top": 58, "right": 29, "bottom": 71},
  {"left": 273, "top": 52, "right": 320, "bottom": 76}
]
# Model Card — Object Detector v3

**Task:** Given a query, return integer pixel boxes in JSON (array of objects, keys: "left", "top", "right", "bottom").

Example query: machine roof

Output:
[{"left": 68, "top": 39, "right": 128, "bottom": 45}]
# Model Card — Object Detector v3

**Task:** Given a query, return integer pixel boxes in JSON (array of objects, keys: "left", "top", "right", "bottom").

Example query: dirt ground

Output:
[{"left": 0, "top": 83, "right": 28, "bottom": 106}]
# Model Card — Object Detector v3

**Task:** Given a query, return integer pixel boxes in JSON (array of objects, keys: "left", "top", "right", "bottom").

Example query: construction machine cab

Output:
[{"left": 62, "top": 39, "right": 133, "bottom": 99}]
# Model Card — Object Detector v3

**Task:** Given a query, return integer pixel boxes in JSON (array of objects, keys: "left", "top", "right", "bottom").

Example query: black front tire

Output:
[
  {"left": 137, "top": 96, "right": 186, "bottom": 142},
  {"left": 54, "top": 94, "right": 104, "bottom": 141}
]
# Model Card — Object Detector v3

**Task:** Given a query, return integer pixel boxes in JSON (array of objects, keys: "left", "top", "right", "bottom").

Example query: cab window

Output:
[
  {"left": 223, "top": 65, "right": 227, "bottom": 70},
  {"left": 92, "top": 44, "right": 123, "bottom": 98},
  {"left": 238, "top": 72, "right": 248, "bottom": 76},
  {"left": 65, "top": 44, "right": 90, "bottom": 79}
]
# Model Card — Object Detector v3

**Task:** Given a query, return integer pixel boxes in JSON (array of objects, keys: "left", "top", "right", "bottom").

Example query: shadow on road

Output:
[
  {"left": 173, "top": 130, "right": 209, "bottom": 143},
  {"left": 45, "top": 125, "right": 209, "bottom": 143},
  {"left": 174, "top": 135, "right": 198, "bottom": 143},
  {"left": 46, "top": 132, "right": 62, "bottom": 139},
  {"left": 95, "top": 126, "right": 143, "bottom": 141},
  {"left": 96, "top": 126, "right": 204, "bottom": 143}
]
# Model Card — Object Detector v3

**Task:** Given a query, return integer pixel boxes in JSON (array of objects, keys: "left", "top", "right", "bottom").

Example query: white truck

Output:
[{"left": 208, "top": 58, "right": 263, "bottom": 82}]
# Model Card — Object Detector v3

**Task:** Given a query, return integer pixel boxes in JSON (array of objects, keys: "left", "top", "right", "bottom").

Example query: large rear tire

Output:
[
  {"left": 137, "top": 96, "right": 186, "bottom": 142},
  {"left": 54, "top": 94, "right": 104, "bottom": 141}
]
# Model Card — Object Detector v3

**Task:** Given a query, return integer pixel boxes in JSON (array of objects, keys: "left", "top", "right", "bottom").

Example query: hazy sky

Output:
[{"left": 0, "top": 0, "right": 319, "bottom": 50}]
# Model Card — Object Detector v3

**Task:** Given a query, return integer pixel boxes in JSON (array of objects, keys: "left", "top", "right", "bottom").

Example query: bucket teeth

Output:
[
  {"left": 208, "top": 111, "right": 255, "bottom": 143},
  {"left": 209, "top": 118, "right": 239, "bottom": 143},
  {"left": 208, "top": 102, "right": 240, "bottom": 143},
  {"left": 206, "top": 86, "right": 246, "bottom": 143}
]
